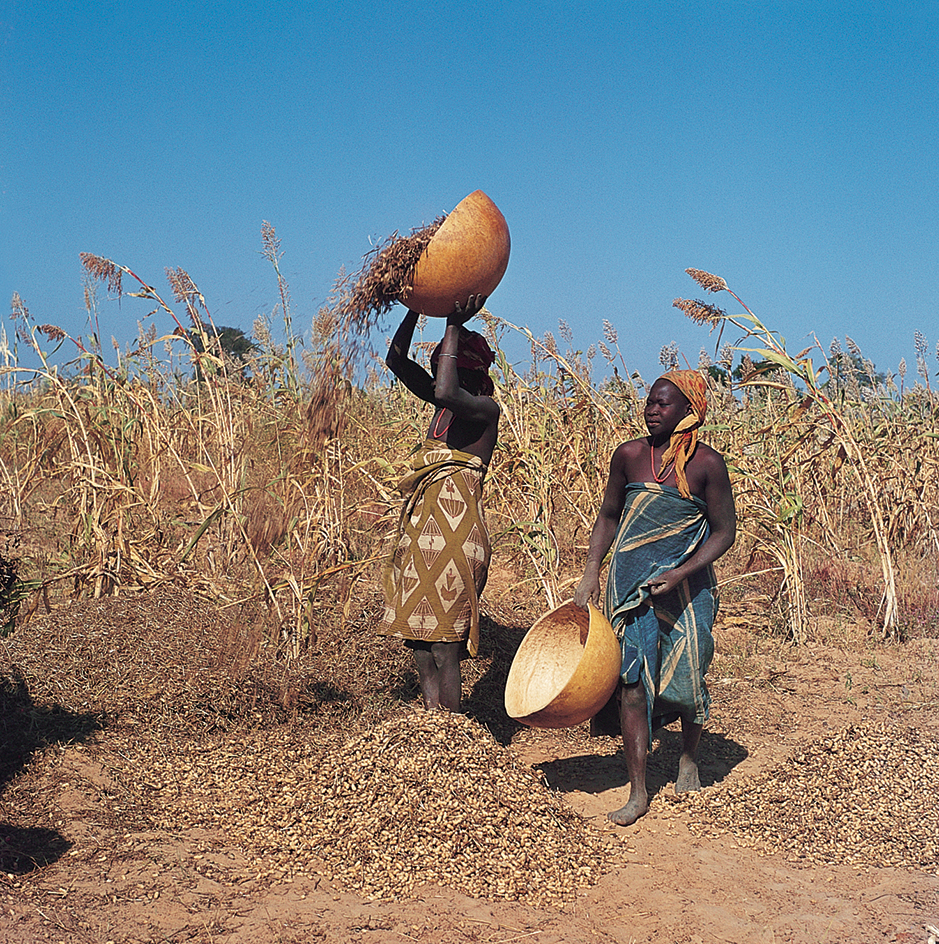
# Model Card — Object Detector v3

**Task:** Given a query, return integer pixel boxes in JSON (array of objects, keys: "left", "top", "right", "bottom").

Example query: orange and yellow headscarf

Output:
[{"left": 656, "top": 370, "right": 708, "bottom": 499}]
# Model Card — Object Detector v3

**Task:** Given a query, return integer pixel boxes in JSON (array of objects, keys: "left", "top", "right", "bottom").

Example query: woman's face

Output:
[{"left": 644, "top": 379, "right": 691, "bottom": 437}]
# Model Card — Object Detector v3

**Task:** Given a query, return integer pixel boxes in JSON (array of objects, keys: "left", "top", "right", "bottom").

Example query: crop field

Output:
[{"left": 1, "top": 256, "right": 937, "bottom": 942}]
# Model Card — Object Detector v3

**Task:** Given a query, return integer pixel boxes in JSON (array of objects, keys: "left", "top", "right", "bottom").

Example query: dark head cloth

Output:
[{"left": 431, "top": 328, "right": 496, "bottom": 396}]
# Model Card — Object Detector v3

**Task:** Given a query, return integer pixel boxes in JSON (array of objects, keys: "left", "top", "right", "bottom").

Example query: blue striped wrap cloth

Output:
[{"left": 604, "top": 482, "right": 717, "bottom": 738}]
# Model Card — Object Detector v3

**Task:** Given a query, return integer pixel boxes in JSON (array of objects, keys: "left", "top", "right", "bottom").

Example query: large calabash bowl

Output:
[
  {"left": 399, "top": 190, "right": 510, "bottom": 317},
  {"left": 504, "top": 600, "right": 621, "bottom": 729}
]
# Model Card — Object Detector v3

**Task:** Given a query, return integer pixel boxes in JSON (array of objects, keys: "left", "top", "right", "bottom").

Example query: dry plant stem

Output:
[
  {"left": 737, "top": 426, "right": 812, "bottom": 642},
  {"left": 478, "top": 314, "right": 619, "bottom": 607},
  {"left": 680, "top": 268, "right": 900, "bottom": 637},
  {"left": 762, "top": 376, "right": 898, "bottom": 636},
  {"left": 824, "top": 417, "right": 898, "bottom": 633},
  {"left": 780, "top": 527, "right": 807, "bottom": 643},
  {"left": 7, "top": 326, "right": 114, "bottom": 578},
  {"left": 261, "top": 222, "right": 300, "bottom": 396},
  {"left": 4, "top": 248, "right": 935, "bottom": 652},
  {"left": 80, "top": 255, "right": 285, "bottom": 616},
  {"left": 491, "top": 315, "right": 617, "bottom": 429}
]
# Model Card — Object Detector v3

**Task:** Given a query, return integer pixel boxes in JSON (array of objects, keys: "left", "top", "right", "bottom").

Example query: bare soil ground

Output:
[{"left": 1, "top": 578, "right": 937, "bottom": 944}]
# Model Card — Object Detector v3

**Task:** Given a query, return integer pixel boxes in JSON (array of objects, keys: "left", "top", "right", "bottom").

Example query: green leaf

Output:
[
  {"left": 754, "top": 348, "right": 801, "bottom": 374},
  {"left": 179, "top": 504, "right": 227, "bottom": 563}
]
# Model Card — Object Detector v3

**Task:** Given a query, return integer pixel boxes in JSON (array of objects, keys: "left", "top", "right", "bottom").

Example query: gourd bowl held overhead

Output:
[{"left": 399, "top": 190, "right": 510, "bottom": 318}]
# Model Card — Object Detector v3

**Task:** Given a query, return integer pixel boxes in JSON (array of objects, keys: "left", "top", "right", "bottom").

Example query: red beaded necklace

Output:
[
  {"left": 650, "top": 439, "right": 674, "bottom": 482},
  {"left": 432, "top": 408, "right": 452, "bottom": 439}
]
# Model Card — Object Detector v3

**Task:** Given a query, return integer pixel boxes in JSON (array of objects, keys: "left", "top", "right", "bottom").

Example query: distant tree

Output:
[
  {"left": 190, "top": 324, "right": 259, "bottom": 379},
  {"left": 731, "top": 358, "right": 776, "bottom": 382},
  {"left": 706, "top": 364, "right": 731, "bottom": 385},
  {"left": 213, "top": 325, "right": 258, "bottom": 363},
  {"left": 830, "top": 353, "right": 885, "bottom": 389}
]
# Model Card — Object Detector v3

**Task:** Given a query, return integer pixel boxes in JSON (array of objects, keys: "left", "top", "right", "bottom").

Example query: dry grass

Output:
[{"left": 2, "top": 249, "right": 938, "bottom": 668}]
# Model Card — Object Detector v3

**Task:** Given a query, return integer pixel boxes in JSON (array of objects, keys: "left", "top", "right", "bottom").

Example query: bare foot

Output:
[
  {"left": 675, "top": 755, "right": 701, "bottom": 793},
  {"left": 607, "top": 792, "right": 649, "bottom": 826}
]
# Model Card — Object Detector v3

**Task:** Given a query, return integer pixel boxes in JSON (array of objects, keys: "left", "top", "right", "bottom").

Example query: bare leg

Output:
[
  {"left": 410, "top": 641, "right": 462, "bottom": 712},
  {"left": 431, "top": 641, "right": 462, "bottom": 712},
  {"left": 675, "top": 716, "right": 702, "bottom": 793},
  {"left": 410, "top": 646, "right": 441, "bottom": 709},
  {"left": 608, "top": 682, "right": 650, "bottom": 826}
]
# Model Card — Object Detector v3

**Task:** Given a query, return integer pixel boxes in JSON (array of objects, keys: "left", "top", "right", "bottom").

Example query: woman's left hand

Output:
[
  {"left": 450, "top": 294, "right": 488, "bottom": 324},
  {"left": 647, "top": 569, "right": 682, "bottom": 596}
]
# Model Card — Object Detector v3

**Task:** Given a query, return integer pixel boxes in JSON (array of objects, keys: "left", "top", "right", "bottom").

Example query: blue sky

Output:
[{"left": 2, "top": 1, "right": 937, "bottom": 385}]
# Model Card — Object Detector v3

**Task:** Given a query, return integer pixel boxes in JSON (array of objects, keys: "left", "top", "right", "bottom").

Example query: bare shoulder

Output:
[
  {"left": 693, "top": 441, "right": 727, "bottom": 464},
  {"left": 609, "top": 437, "right": 648, "bottom": 482},
  {"left": 691, "top": 442, "right": 731, "bottom": 480},
  {"left": 608, "top": 437, "right": 644, "bottom": 472},
  {"left": 613, "top": 437, "right": 647, "bottom": 461}
]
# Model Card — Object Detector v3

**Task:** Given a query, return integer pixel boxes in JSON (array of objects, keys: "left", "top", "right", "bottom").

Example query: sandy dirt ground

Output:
[{"left": 1, "top": 584, "right": 937, "bottom": 944}]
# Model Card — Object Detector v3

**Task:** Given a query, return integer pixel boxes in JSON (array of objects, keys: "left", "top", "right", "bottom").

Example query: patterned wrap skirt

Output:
[{"left": 379, "top": 440, "right": 490, "bottom": 656}]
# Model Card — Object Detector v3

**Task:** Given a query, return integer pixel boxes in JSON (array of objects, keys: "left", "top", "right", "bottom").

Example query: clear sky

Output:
[{"left": 2, "top": 1, "right": 937, "bottom": 385}]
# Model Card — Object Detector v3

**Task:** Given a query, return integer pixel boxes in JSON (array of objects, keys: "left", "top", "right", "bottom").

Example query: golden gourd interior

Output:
[{"left": 504, "top": 601, "right": 620, "bottom": 728}]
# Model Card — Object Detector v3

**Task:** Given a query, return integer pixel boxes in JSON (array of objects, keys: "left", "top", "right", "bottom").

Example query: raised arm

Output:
[
  {"left": 432, "top": 296, "right": 499, "bottom": 426},
  {"left": 385, "top": 309, "right": 435, "bottom": 404}
]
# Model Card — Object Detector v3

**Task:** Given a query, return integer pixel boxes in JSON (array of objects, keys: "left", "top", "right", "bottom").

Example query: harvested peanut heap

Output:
[
  {"left": 688, "top": 722, "right": 939, "bottom": 872},
  {"left": 133, "top": 711, "right": 613, "bottom": 905}
]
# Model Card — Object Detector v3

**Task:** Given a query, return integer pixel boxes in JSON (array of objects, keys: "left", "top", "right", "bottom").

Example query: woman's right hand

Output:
[{"left": 573, "top": 573, "right": 600, "bottom": 609}]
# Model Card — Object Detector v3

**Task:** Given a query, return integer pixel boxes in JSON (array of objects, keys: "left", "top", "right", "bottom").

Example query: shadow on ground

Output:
[
  {"left": 534, "top": 727, "right": 749, "bottom": 798},
  {"left": 0, "top": 669, "right": 102, "bottom": 790},
  {"left": 465, "top": 613, "right": 529, "bottom": 744},
  {"left": 0, "top": 824, "right": 72, "bottom": 873},
  {"left": 0, "top": 667, "right": 100, "bottom": 873}
]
